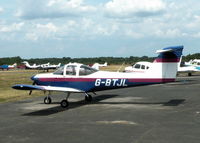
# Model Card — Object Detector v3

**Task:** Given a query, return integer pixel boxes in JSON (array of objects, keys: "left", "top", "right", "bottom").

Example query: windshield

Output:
[
  {"left": 79, "top": 65, "right": 97, "bottom": 76},
  {"left": 53, "top": 66, "right": 64, "bottom": 75},
  {"left": 66, "top": 65, "right": 77, "bottom": 75}
]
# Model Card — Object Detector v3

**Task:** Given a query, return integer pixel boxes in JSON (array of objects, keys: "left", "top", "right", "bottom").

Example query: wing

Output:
[{"left": 12, "top": 84, "right": 84, "bottom": 93}]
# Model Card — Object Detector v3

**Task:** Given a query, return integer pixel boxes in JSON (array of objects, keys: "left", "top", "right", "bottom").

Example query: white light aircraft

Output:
[
  {"left": 13, "top": 46, "right": 183, "bottom": 108},
  {"left": 178, "top": 58, "right": 200, "bottom": 76},
  {"left": 92, "top": 62, "right": 107, "bottom": 70},
  {"left": 22, "top": 61, "right": 41, "bottom": 69}
]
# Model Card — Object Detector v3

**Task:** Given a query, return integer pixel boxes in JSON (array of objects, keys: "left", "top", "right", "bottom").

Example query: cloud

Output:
[
  {"left": 0, "top": 7, "right": 4, "bottom": 13},
  {"left": 16, "top": 0, "right": 96, "bottom": 20},
  {"left": 0, "top": 22, "right": 24, "bottom": 32},
  {"left": 104, "top": 0, "right": 166, "bottom": 18},
  {"left": 25, "top": 22, "right": 58, "bottom": 41}
]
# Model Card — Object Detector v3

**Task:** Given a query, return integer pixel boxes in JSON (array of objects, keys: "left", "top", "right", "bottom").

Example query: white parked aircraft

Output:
[
  {"left": 40, "top": 63, "right": 61, "bottom": 71},
  {"left": 22, "top": 61, "right": 41, "bottom": 69},
  {"left": 124, "top": 62, "right": 151, "bottom": 73},
  {"left": 92, "top": 62, "right": 107, "bottom": 70},
  {"left": 178, "top": 58, "right": 200, "bottom": 76},
  {"left": 185, "top": 59, "right": 200, "bottom": 66}
]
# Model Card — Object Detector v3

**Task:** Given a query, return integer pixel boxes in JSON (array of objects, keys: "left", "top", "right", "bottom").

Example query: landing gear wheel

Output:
[
  {"left": 188, "top": 73, "right": 192, "bottom": 76},
  {"left": 60, "top": 100, "right": 69, "bottom": 108},
  {"left": 85, "top": 94, "right": 92, "bottom": 102},
  {"left": 44, "top": 97, "right": 52, "bottom": 104}
]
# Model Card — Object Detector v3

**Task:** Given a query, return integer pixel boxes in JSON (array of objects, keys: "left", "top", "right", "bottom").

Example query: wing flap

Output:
[{"left": 12, "top": 84, "right": 83, "bottom": 93}]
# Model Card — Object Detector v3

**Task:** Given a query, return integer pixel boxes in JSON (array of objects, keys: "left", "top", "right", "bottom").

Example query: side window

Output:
[
  {"left": 146, "top": 66, "right": 149, "bottom": 69},
  {"left": 134, "top": 64, "right": 141, "bottom": 69},
  {"left": 66, "top": 65, "right": 76, "bottom": 75},
  {"left": 141, "top": 65, "right": 145, "bottom": 69},
  {"left": 53, "top": 66, "right": 64, "bottom": 75},
  {"left": 79, "top": 65, "right": 97, "bottom": 76}
]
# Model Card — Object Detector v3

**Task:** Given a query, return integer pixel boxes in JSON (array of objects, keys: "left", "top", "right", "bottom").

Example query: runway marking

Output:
[{"left": 96, "top": 120, "right": 137, "bottom": 125}]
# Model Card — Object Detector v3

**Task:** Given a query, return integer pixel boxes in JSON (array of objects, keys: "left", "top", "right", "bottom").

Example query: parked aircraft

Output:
[
  {"left": 124, "top": 58, "right": 200, "bottom": 76},
  {"left": 92, "top": 62, "right": 108, "bottom": 70},
  {"left": 185, "top": 59, "right": 200, "bottom": 66},
  {"left": 40, "top": 63, "right": 61, "bottom": 72},
  {"left": 0, "top": 63, "right": 17, "bottom": 70},
  {"left": 124, "top": 62, "right": 151, "bottom": 73},
  {"left": 13, "top": 46, "right": 183, "bottom": 108},
  {"left": 22, "top": 61, "right": 61, "bottom": 71},
  {"left": 22, "top": 61, "right": 41, "bottom": 69},
  {"left": 178, "top": 57, "right": 200, "bottom": 76}
]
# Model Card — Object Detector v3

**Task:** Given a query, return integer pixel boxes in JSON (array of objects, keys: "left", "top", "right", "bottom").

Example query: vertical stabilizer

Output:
[{"left": 151, "top": 46, "right": 183, "bottom": 81}]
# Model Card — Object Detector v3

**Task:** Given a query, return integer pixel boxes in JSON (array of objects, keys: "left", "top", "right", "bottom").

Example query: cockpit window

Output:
[
  {"left": 79, "top": 65, "right": 97, "bottom": 76},
  {"left": 66, "top": 65, "right": 77, "bottom": 75},
  {"left": 53, "top": 66, "right": 64, "bottom": 75},
  {"left": 141, "top": 65, "right": 145, "bottom": 69},
  {"left": 134, "top": 64, "right": 141, "bottom": 69}
]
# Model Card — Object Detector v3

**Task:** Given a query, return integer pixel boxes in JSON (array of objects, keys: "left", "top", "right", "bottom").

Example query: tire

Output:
[
  {"left": 85, "top": 94, "right": 92, "bottom": 102},
  {"left": 44, "top": 97, "right": 52, "bottom": 104},
  {"left": 60, "top": 100, "right": 69, "bottom": 108},
  {"left": 188, "top": 73, "right": 192, "bottom": 76}
]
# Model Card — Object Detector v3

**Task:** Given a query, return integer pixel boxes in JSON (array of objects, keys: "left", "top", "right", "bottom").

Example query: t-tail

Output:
[{"left": 149, "top": 46, "right": 183, "bottom": 82}]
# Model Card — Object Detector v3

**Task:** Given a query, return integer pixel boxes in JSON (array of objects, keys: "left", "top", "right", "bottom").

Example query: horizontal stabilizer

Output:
[{"left": 156, "top": 49, "right": 173, "bottom": 53}]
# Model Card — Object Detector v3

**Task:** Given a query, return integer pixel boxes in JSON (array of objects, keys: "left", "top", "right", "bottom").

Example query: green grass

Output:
[
  {"left": 0, "top": 66, "right": 124, "bottom": 103},
  {"left": 0, "top": 64, "right": 150, "bottom": 103},
  {"left": 0, "top": 70, "right": 43, "bottom": 103}
]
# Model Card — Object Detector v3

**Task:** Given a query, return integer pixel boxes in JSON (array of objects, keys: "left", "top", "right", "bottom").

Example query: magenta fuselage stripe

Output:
[
  {"left": 38, "top": 78, "right": 175, "bottom": 82},
  {"left": 128, "top": 78, "right": 175, "bottom": 82},
  {"left": 154, "top": 58, "right": 180, "bottom": 63},
  {"left": 39, "top": 78, "right": 96, "bottom": 82}
]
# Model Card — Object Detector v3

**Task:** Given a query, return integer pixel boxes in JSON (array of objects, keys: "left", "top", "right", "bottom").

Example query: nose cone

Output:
[{"left": 31, "top": 75, "right": 36, "bottom": 81}]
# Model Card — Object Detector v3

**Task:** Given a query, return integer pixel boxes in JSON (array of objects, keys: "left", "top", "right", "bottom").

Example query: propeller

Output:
[{"left": 29, "top": 81, "right": 36, "bottom": 95}]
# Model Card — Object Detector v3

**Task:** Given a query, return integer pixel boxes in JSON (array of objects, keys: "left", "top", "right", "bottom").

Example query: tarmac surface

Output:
[{"left": 0, "top": 76, "right": 200, "bottom": 143}]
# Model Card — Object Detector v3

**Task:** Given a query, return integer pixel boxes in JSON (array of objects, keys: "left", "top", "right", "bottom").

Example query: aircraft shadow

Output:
[
  {"left": 22, "top": 95, "right": 185, "bottom": 116},
  {"left": 22, "top": 94, "right": 118, "bottom": 116}
]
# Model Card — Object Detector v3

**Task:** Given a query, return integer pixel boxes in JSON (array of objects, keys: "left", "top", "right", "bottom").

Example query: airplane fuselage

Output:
[{"left": 32, "top": 71, "right": 175, "bottom": 92}]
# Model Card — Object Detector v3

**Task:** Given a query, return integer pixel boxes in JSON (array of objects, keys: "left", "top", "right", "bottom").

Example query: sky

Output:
[{"left": 0, "top": 0, "right": 199, "bottom": 58}]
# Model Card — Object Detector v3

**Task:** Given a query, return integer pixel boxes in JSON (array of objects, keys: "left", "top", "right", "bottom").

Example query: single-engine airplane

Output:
[
  {"left": 13, "top": 46, "right": 183, "bottom": 108},
  {"left": 178, "top": 57, "right": 200, "bottom": 76},
  {"left": 0, "top": 63, "right": 17, "bottom": 70},
  {"left": 22, "top": 61, "right": 41, "bottom": 69},
  {"left": 92, "top": 62, "right": 107, "bottom": 70}
]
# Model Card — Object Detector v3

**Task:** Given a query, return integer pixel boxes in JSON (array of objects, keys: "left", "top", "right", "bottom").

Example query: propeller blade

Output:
[{"left": 29, "top": 90, "right": 32, "bottom": 95}]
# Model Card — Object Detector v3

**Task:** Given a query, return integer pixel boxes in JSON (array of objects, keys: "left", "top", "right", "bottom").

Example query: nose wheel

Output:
[{"left": 44, "top": 97, "right": 52, "bottom": 104}]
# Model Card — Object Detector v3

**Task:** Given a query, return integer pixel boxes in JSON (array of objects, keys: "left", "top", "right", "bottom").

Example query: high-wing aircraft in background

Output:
[
  {"left": 22, "top": 61, "right": 61, "bottom": 71},
  {"left": 92, "top": 62, "right": 107, "bottom": 70},
  {"left": 40, "top": 63, "right": 61, "bottom": 72},
  {"left": 124, "top": 56, "right": 200, "bottom": 76},
  {"left": 13, "top": 46, "right": 183, "bottom": 108},
  {"left": 22, "top": 61, "right": 41, "bottom": 69},
  {"left": 178, "top": 57, "right": 200, "bottom": 76}
]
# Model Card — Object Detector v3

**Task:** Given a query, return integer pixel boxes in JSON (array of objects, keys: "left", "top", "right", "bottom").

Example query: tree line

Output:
[{"left": 0, "top": 53, "right": 200, "bottom": 65}]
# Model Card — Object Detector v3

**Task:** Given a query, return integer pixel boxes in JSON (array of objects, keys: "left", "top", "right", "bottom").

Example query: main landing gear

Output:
[
  {"left": 85, "top": 93, "right": 93, "bottom": 102},
  {"left": 43, "top": 92, "right": 93, "bottom": 108},
  {"left": 60, "top": 92, "right": 70, "bottom": 108}
]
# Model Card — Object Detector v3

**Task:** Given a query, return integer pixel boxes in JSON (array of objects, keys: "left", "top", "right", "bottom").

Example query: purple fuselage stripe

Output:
[{"left": 38, "top": 78, "right": 175, "bottom": 83}]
